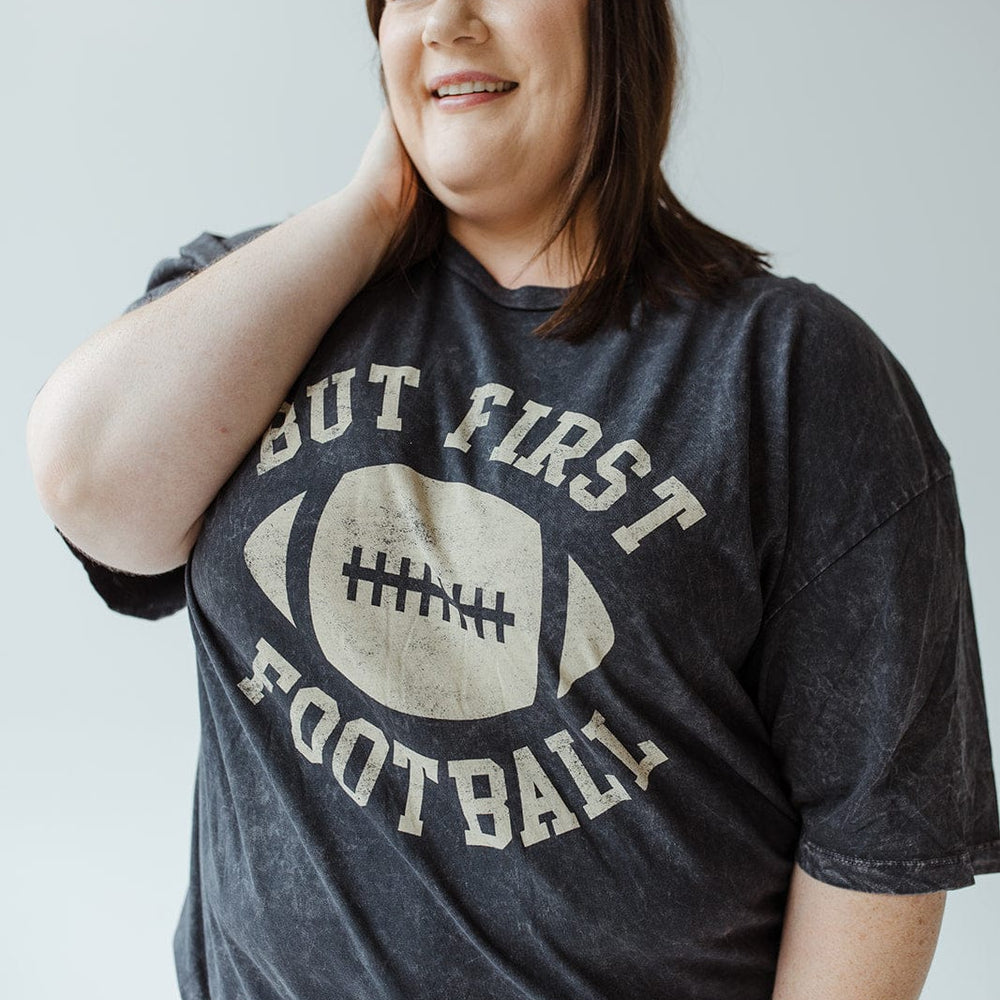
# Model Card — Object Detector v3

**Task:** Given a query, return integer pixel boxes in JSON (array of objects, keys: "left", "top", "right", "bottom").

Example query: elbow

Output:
[
  {"left": 27, "top": 381, "right": 88, "bottom": 527},
  {"left": 26, "top": 387, "right": 197, "bottom": 575}
]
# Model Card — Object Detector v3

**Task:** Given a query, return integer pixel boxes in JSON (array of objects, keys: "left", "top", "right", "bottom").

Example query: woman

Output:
[{"left": 26, "top": 1, "right": 999, "bottom": 998}]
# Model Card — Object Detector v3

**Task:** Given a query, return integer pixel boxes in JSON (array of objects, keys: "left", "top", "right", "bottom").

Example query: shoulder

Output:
[
  {"left": 666, "top": 269, "right": 954, "bottom": 608},
  {"left": 693, "top": 270, "right": 948, "bottom": 472},
  {"left": 746, "top": 272, "right": 950, "bottom": 482},
  {"left": 642, "top": 268, "right": 913, "bottom": 400},
  {"left": 744, "top": 272, "right": 910, "bottom": 389},
  {"left": 646, "top": 268, "right": 950, "bottom": 477},
  {"left": 686, "top": 268, "right": 902, "bottom": 370}
]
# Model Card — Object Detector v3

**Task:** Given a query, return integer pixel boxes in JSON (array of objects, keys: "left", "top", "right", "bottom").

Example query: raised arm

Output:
[
  {"left": 26, "top": 110, "right": 415, "bottom": 575},
  {"left": 772, "top": 863, "right": 946, "bottom": 1000}
]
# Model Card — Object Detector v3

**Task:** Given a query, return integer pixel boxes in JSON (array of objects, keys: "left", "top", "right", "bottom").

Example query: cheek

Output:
[
  {"left": 377, "top": 24, "right": 411, "bottom": 99},
  {"left": 378, "top": 33, "right": 424, "bottom": 125}
]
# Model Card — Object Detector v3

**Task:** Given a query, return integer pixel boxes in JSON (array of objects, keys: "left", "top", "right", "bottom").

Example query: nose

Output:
[{"left": 421, "top": 0, "right": 489, "bottom": 48}]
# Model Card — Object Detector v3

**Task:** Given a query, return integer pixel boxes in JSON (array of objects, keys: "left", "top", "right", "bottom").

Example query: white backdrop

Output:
[{"left": 3, "top": 1, "right": 998, "bottom": 997}]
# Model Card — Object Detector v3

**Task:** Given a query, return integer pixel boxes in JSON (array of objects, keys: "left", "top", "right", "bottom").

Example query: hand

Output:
[{"left": 349, "top": 107, "right": 420, "bottom": 239}]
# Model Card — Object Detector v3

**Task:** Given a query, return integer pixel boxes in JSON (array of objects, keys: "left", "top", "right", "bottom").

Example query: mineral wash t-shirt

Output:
[{"left": 67, "top": 227, "right": 1000, "bottom": 1000}]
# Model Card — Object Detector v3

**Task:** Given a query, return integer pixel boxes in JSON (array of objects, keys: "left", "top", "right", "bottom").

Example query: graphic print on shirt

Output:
[
  {"left": 245, "top": 465, "right": 613, "bottom": 720},
  {"left": 233, "top": 361, "right": 706, "bottom": 849},
  {"left": 244, "top": 465, "right": 614, "bottom": 720}
]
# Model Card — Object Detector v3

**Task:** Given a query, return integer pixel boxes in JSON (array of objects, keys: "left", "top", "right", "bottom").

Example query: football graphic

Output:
[{"left": 244, "top": 464, "right": 614, "bottom": 720}]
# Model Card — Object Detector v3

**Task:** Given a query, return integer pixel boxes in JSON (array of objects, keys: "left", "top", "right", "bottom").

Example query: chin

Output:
[{"left": 421, "top": 164, "right": 503, "bottom": 208}]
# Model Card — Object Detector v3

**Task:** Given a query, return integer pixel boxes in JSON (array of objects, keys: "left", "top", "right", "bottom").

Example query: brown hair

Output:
[{"left": 365, "top": 0, "right": 771, "bottom": 341}]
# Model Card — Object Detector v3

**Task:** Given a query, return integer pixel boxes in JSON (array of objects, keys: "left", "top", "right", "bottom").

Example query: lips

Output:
[
  {"left": 428, "top": 70, "right": 519, "bottom": 99},
  {"left": 434, "top": 80, "right": 517, "bottom": 98}
]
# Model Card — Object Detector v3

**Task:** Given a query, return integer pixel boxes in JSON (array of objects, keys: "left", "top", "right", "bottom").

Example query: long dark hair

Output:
[{"left": 364, "top": 0, "right": 771, "bottom": 341}]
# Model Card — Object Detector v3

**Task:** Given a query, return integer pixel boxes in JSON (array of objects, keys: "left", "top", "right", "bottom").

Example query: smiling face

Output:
[{"left": 378, "top": 0, "right": 591, "bottom": 239}]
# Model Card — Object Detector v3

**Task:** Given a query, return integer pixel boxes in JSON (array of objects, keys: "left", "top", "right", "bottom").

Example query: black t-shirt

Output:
[{"left": 65, "top": 227, "right": 1000, "bottom": 1000}]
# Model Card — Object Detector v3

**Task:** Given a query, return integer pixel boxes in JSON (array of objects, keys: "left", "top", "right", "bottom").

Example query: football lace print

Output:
[{"left": 341, "top": 546, "right": 516, "bottom": 643}]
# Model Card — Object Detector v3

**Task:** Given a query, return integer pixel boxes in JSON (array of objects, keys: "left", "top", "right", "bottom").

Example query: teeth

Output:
[{"left": 435, "top": 81, "right": 516, "bottom": 97}]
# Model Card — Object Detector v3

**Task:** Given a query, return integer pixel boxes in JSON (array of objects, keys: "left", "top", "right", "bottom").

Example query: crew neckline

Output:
[{"left": 437, "top": 234, "right": 572, "bottom": 312}]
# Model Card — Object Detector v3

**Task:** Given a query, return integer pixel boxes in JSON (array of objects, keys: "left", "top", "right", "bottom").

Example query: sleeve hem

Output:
[
  {"left": 58, "top": 528, "right": 187, "bottom": 620},
  {"left": 796, "top": 836, "right": 1000, "bottom": 894}
]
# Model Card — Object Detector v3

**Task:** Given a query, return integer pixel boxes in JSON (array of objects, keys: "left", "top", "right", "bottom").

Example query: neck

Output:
[{"left": 446, "top": 196, "right": 598, "bottom": 290}]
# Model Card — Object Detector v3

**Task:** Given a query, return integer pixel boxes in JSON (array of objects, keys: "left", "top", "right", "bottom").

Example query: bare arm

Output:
[
  {"left": 772, "top": 863, "right": 946, "bottom": 1000},
  {"left": 26, "top": 110, "right": 414, "bottom": 575}
]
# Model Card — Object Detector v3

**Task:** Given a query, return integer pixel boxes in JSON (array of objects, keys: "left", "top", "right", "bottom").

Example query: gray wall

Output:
[{"left": 3, "top": 1, "right": 997, "bottom": 996}]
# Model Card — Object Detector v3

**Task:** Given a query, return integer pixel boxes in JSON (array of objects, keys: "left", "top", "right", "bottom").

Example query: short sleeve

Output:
[
  {"left": 755, "top": 472, "right": 1000, "bottom": 893},
  {"left": 59, "top": 530, "right": 187, "bottom": 620},
  {"left": 61, "top": 223, "right": 276, "bottom": 619}
]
